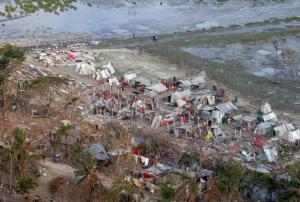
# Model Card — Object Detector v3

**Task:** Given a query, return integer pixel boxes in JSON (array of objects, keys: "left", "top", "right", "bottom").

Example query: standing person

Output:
[
  {"left": 152, "top": 35, "right": 156, "bottom": 43},
  {"left": 155, "top": 35, "right": 158, "bottom": 43},
  {"left": 138, "top": 47, "right": 143, "bottom": 55}
]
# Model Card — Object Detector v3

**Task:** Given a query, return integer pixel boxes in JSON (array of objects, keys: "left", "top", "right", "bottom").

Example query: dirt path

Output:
[{"left": 33, "top": 160, "right": 75, "bottom": 198}]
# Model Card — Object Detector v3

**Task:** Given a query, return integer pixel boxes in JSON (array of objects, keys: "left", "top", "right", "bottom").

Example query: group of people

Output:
[{"left": 152, "top": 35, "right": 158, "bottom": 43}]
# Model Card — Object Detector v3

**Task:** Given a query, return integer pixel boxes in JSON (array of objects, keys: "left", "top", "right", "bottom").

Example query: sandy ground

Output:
[{"left": 95, "top": 48, "right": 187, "bottom": 82}]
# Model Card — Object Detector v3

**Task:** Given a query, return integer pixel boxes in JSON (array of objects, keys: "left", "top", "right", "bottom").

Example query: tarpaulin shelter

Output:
[
  {"left": 263, "top": 146, "right": 278, "bottom": 163},
  {"left": 261, "top": 103, "right": 272, "bottom": 114},
  {"left": 103, "top": 63, "right": 116, "bottom": 75},
  {"left": 177, "top": 80, "right": 192, "bottom": 88},
  {"left": 76, "top": 62, "right": 95, "bottom": 75},
  {"left": 255, "top": 122, "right": 273, "bottom": 136},
  {"left": 88, "top": 142, "right": 110, "bottom": 161},
  {"left": 287, "top": 129, "right": 300, "bottom": 143},
  {"left": 262, "top": 112, "right": 277, "bottom": 122},
  {"left": 170, "top": 89, "right": 192, "bottom": 104},
  {"left": 146, "top": 83, "right": 167, "bottom": 93},
  {"left": 67, "top": 54, "right": 76, "bottom": 61},
  {"left": 108, "top": 77, "right": 120, "bottom": 86},
  {"left": 144, "top": 163, "right": 171, "bottom": 175},
  {"left": 94, "top": 68, "right": 111, "bottom": 80},
  {"left": 124, "top": 73, "right": 137, "bottom": 82},
  {"left": 132, "top": 148, "right": 142, "bottom": 155},
  {"left": 215, "top": 102, "right": 238, "bottom": 114},
  {"left": 274, "top": 123, "right": 294, "bottom": 137},
  {"left": 242, "top": 115, "right": 257, "bottom": 130}
]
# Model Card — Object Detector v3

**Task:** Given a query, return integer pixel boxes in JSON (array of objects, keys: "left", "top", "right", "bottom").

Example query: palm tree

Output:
[
  {"left": 55, "top": 121, "right": 72, "bottom": 159},
  {"left": 56, "top": 122, "right": 72, "bottom": 145},
  {"left": 11, "top": 128, "right": 42, "bottom": 177},
  {"left": 104, "top": 176, "right": 138, "bottom": 202},
  {"left": 72, "top": 152, "right": 105, "bottom": 202},
  {"left": 0, "top": 128, "right": 41, "bottom": 190}
]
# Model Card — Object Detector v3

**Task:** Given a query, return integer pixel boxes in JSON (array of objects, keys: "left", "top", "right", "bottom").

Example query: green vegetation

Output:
[
  {"left": 0, "top": 44, "right": 25, "bottom": 87},
  {"left": 228, "top": 24, "right": 242, "bottom": 29},
  {"left": 105, "top": 177, "right": 137, "bottom": 202},
  {"left": 0, "top": 128, "right": 41, "bottom": 193},
  {"left": 159, "top": 183, "right": 174, "bottom": 201},
  {"left": 22, "top": 75, "right": 68, "bottom": 92},
  {"left": 245, "top": 16, "right": 300, "bottom": 27},
  {"left": 178, "top": 152, "right": 199, "bottom": 167},
  {"left": 74, "top": 152, "right": 97, "bottom": 178},
  {"left": 216, "top": 161, "right": 244, "bottom": 193},
  {"left": 16, "top": 175, "right": 37, "bottom": 193},
  {"left": 0, "top": 0, "right": 77, "bottom": 18}
]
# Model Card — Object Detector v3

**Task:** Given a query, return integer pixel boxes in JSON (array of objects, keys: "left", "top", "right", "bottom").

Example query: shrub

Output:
[
  {"left": 159, "top": 183, "right": 174, "bottom": 201},
  {"left": 16, "top": 176, "right": 37, "bottom": 193}
]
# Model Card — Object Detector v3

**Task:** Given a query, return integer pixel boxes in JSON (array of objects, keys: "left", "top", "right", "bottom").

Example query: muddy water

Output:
[
  {"left": 181, "top": 36, "right": 300, "bottom": 80},
  {"left": 1, "top": 0, "right": 300, "bottom": 40}
]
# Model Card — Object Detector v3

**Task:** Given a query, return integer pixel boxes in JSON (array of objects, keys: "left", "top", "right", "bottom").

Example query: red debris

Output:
[
  {"left": 132, "top": 148, "right": 142, "bottom": 155},
  {"left": 143, "top": 172, "right": 153, "bottom": 179},
  {"left": 67, "top": 54, "right": 76, "bottom": 61}
]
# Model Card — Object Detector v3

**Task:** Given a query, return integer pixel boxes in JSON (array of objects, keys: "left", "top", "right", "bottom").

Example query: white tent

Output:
[
  {"left": 94, "top": 68, "right": 111, "bottom": 80},
  {"left": 151, "top": 115, "right": 162, "bottom": 128},
  {"left": 178, "top": 80, "right": 192, "bottom": 87},
  {"left": 124, "top": 73, "right": 137, "bottom": 82},
  {"left": 108, "top": 77, "right": 120, "bottom": 86},
  {"left": 101, "top": 69, "right": 111, "bottom": 79},
  {"left": 103, "top": 63, "right": 116, "bottom": 75},
  {"left": 262, "top": 112, "right": 277, "bottom": 122},
  {"left": 288, "top": 129, "right": 300, "bottom": 143},
  {"left": 170, "top": 89, "right": 192, "bottom": 104},
  {"left": 176, "top": 99, "right": 187, "bottom": 108},
  {"left": 76, "top": 62, "right": 95, "bottom": 75},
  {"left": 263, "top": 146, "right": 278, "bottom": 163},
  {"left": 261, "top": 103, "right": 272, "bottom": 115},
  {"left": 274, "top": 123, "right": 295, "bottom": 136},
  {"left": 146, "top": 83, "right": 167, "bottom": 93}
]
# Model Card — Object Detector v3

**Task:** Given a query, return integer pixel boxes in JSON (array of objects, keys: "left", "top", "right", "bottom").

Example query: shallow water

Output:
[
  {"left": 1, "top": 0, "right": 300, "bottom": 40},
  {"left": 181, "top": 37, "right": 300, "bottom": 80}
]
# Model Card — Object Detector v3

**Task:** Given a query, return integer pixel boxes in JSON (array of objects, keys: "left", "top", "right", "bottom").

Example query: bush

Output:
[
  {"left": 159, "top": 183, "right": 174, "bottom": 201},
  {"left": 216, "top": 161, "right": 244, "bottom": 193},
  {"left": 16, "top": 176, "right": 37, "bottom": 193}
]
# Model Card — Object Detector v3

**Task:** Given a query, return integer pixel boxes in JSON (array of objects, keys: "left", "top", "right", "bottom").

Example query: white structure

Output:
[
  {"left": 146, "top": 83, "right": 167, "bottom": 93},
  {"left": 124, "top": 73, "right": 137, "bottom": 82},
  {"left": 76, "top": 62, "right": 96, "bottom": 75},
  {"left": 103, "top": 63, "right": 116, "bottom": 75}
]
